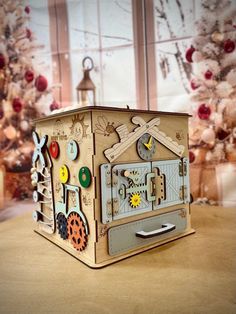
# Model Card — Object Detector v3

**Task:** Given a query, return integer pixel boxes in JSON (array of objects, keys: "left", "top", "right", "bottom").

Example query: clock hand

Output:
[
  {"left": 143, "top": 136, "right": 153, "bottom": 150},
  {"left": 143, "top": 142, "right": 151, "bottom": 150},
  {"left": 143, "top": 142, "right": 150, "bottom": 150},
  {"left": 148, "top": 136, "right": 152, "bottom": 147}
]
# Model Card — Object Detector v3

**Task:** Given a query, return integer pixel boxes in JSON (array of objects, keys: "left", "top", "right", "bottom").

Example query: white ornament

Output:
[
  {"left": 20, "top": 120, "right": 29, "bottom": 131},
  {"left": 201, "top": 128, "right": 215, "bottom": 144}
]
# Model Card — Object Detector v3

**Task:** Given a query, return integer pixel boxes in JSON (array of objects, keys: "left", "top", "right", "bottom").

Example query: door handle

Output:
[{"left": 136, "top": 223, "right": 176, "bottom": 238}]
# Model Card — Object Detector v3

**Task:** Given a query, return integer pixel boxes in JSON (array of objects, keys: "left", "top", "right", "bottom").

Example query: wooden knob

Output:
[
  {"left": 123, "top": 170, "right": 130, "bottom": 177},
  {"left": 30, "top": 167, "right": 36, "bottom": 173}
]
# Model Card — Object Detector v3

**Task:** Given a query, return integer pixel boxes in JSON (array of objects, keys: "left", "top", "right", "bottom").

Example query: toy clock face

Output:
[{"left": 137, "top": 133, "right": 156, "bottom": 161}]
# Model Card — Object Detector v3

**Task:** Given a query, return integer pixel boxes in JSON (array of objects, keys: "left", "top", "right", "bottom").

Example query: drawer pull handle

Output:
[{"left": 136, "top": 223, "right": 176, "bottom": 239}]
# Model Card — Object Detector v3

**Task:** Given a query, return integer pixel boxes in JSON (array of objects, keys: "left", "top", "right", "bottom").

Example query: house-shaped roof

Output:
[{"left": 104, "top": 115, "right": 185, "bottom": 162}]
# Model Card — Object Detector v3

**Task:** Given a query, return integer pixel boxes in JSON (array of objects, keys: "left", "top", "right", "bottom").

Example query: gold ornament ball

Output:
[
  {"left": 211, "top": 31, "right": 224, "bottom": 43},
  {"left": 4, "top": 125, "right": 17, "bottom": 140}
]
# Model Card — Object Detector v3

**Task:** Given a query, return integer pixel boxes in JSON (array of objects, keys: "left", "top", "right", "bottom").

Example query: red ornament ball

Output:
[
  {"left": 24, "top": 6, "right": 30, "bottom": 14},
  {"left": 0, "top": 108, "right": 4, "bottom": 119},
  {"left": 189, "top": 151, "right": 195, "bottom": 163},
  {"left": 0, "top": 53, "right": 5, "bottom": 69},
  {"left": 12, "top": 98, "right": 23, "bottom": 113},
  {"left": 185, "top": 46, "right": 195, "bottom": 63},
  {"left": 24, "top": 70, "right": 34, "bottom": 83},
  {"left": 204, "top": 70, "right": 213, "bottom": 80},
  {"left": 224, "top": 39, "right": 235, "bottom": 53},
  {"left": 191, "top": 79, "right": 200, "bottom": 90},
  {"left": 50, "top": 100, "right": 60, "bottom": 111},
  {"left": 35, "top": 75, "right": 48, "bottom": 92},
  {"left": 198, "top": 104, "right": 211, "bottom": 120},
  {"left": 26, "top": 28, "right": 32, "bottom": 39}
]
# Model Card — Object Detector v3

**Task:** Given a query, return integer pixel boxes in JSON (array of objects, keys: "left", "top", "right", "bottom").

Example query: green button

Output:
[{"left": 79, "top": 167, "right": 91, "bottom": 188}]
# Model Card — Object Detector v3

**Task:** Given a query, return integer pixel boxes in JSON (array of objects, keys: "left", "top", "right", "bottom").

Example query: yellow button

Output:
[{"left": 59, "top": 165, "right": 69, "bottom": 183}]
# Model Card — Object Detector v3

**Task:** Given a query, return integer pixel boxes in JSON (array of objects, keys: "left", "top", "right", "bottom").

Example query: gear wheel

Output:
[
  {"left": 129, "top": 193, "right": 141, "bottom": 208},
  {"left": 67, "top": 212, "right": 87, "bottom": 251},
  {"left": 57, "top": 213, "right": 68, "bottom": 240}
]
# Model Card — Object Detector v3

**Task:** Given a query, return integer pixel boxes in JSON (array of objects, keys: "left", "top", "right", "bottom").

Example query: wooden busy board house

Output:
[{"left": 31, "top": 106, "right": 195, "bottom": 268}]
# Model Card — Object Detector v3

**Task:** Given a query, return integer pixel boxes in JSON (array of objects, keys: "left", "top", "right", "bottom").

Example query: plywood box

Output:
[{"left": 32, "top": 106, "right": 194, "bottom": 268}]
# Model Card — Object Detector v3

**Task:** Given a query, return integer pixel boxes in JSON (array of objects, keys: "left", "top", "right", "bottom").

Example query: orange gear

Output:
[{"left": 67, "top": 212, "right": 87, "bottom": 251}]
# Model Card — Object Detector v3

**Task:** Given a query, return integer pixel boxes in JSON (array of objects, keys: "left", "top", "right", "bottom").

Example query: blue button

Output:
[{"left": 67, "top": 140, "right": 79, "bottom": 161}]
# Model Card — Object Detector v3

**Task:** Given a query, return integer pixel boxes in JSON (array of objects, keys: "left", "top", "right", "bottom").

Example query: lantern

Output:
[{"left": 76, "top": 57, "right": 96, "bottom": 106}]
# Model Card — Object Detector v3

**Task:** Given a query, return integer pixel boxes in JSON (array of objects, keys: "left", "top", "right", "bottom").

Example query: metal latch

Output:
[
  {"left": 112, "top": 170, "right": 118, "bottom": 186},
  {"left": 179, "top": 185, "right": 187, "bottom": 200},
  {"left": 105, "top": 169, "right": 111, "bottom": 187},
  {"left": 106, "top": 199, "right": 112, "bottom": 217},
  {"left": 179, "top": 161, "right": 187, "bottom": 176},
  {"left": 112, "top": 198, "right": 119, "bottom": 215}
]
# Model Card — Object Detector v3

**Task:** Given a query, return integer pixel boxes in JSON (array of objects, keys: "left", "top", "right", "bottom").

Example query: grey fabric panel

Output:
[{"left": 108, "top": 209, "right": 187, "bottom": 255}]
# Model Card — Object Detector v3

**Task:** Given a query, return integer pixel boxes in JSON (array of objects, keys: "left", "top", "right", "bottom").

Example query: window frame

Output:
[{"left": 48, "top": 0, "right": 157, "bottom": 110}]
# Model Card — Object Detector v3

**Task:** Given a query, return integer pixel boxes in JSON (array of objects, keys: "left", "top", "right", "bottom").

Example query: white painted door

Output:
[{"left": 152, "top": 159, "right": 184, "bottom": 209}]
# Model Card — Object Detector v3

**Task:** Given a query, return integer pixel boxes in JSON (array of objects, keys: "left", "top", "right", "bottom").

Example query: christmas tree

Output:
[
  {"left": 187, "top": 0, "right": 236, "bottom": 194},
  {"left": 0, "top": 0, "right": 59, "bottom": 199}
]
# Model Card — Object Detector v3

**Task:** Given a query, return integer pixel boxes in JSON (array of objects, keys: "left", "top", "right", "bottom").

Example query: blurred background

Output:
[{"left": 0, "top": 0, "right": 236, "bottom": 219}]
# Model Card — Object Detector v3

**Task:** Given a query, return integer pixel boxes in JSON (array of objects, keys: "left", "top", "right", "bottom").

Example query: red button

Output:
[{"left": 49, "top": 141, "right": 59, "bottom": 158}]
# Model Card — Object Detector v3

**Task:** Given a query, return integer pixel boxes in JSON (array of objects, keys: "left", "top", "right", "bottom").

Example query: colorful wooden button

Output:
[
  {"left": 49, "top": 141, "right": 59, "bottom": 159},
  {"left": 33, "top": 190, "right": 40, "bottom": 203},
  {"left": 31, "top": 171, "right": 40, "bottom": 183},
  {"left": 67, "top": 140, "right": 79, "bottom": 161},
  {"left": 78, "top": 167, "right": 91, "bottom": 188},
  {"left": 59, "top": 165, "right": 69, "bottom": 183}
]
